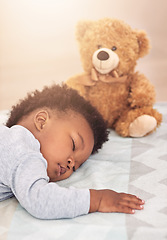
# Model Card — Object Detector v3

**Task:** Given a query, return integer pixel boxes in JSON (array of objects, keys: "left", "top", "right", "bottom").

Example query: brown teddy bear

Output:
[{"left": 66, "top": 18, "right": 162, "bottom": 137}]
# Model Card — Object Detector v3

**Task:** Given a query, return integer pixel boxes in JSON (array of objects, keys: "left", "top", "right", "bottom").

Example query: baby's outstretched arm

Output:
[{"left": 89, "top": 189, "right": 144, "bottom": 214}]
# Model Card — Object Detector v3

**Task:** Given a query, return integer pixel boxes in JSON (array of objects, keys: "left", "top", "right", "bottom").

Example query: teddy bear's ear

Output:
[
  {"left": 135, "top": 30, "right": 151, "bottom": 57},
  {"left": 76, "top": 20, "right": 93, "bottom": 41}
]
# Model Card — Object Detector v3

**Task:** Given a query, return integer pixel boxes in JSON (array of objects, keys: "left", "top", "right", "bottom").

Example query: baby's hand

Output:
[{"left": 89, "top": 189, "right": 145, "bottom": 214}]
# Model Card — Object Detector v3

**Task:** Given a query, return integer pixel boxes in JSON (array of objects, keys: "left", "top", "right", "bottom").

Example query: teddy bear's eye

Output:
[
  {"left": 111, "top": 46, "right": 117, "bottom": 51},
  {"left": 97, "top": 45, "right": 102, "bottom": 49}
]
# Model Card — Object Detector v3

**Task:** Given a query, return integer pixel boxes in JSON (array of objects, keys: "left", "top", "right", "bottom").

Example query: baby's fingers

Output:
[
  {"left": 119, "top": 194, "right": 145, "bottom": 211},
  {"left": 121, "top": 199, "right": 144, "bottom": 211},
  {"left": 120, "top": 193, "right": 145, "bottom": 204},
  {"left": 117, "top": 205, "right": 136, "bottom": 214}
]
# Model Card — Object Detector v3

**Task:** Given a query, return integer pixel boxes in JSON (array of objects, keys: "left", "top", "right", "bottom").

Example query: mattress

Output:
[{"left": 0, "top": 103, "right": 167, "bottom": 240}]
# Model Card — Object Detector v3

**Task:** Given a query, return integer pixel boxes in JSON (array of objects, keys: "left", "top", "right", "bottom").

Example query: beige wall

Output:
[{"left": 0, "top": 0, "right": 167, "bottom": 110}]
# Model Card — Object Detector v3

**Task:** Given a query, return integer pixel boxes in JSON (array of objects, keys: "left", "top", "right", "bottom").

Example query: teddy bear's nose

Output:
[{"left": 97, "top": 51, "right": 109, "bottom": 61}]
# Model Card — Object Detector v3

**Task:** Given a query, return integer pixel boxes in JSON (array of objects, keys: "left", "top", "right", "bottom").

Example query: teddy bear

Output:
[{"left": 65, "top": 18, "right": 162, "bottom": 137}]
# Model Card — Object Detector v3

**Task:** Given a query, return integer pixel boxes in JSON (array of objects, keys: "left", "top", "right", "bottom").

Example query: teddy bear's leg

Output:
[
  {"left": 129, "top": 115, "right": 157, "bottom": 137},
  {"left": 114, "top": 107, "right": 162, "bottom": 137}
]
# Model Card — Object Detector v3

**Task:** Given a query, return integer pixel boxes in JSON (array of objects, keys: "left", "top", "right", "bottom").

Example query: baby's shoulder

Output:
[{"left": 0, "top": 125, "right": 40, "bottom": 153}]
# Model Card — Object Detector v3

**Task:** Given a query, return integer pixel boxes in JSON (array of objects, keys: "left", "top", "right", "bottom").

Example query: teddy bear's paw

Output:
[{"left": 129, "top": 115, "right": 157, "bottom": 137}]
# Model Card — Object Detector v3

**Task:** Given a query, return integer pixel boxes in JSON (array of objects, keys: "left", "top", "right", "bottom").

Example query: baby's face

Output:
[{"left": 38, "top": 111, "right": 94, "bottom": 182}]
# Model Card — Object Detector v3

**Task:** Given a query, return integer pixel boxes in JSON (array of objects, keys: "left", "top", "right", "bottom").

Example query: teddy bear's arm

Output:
[{"left": 128, "top": 72, "right": 156, "bottom": 108}]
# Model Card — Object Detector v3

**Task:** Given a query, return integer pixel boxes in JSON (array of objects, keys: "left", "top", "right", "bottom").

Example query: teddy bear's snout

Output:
[
  {"left": 92, "top": 47, "right": 119, "bottom": 74},
  {"left": 97, "top": 51, "right": 109, "bottom": 61}
]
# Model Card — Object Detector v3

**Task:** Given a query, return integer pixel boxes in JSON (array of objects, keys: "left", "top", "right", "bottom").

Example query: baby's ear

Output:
[{"left": 34, "top": 110, "right": 49, "bottom": 131}]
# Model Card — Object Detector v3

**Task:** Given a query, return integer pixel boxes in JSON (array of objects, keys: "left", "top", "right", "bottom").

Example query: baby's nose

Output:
[{"left": 67, "top": 158, "right": 75, "bottom": 170}]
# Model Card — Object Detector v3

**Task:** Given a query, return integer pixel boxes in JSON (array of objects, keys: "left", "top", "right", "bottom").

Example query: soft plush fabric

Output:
[{"left": 66, "top": 18, "right": 162, "bottom": 137}]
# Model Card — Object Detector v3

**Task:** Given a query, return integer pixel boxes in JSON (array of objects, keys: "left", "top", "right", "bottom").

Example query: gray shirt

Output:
[{"left": 0, "top": 125, "right": 90, "bottom": 219}]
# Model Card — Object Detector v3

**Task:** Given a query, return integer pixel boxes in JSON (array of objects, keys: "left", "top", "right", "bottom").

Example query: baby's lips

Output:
[
  {"left": 60, "top": 166, "right": 67, "bottom": 175},
  {"left": 57, "top": 164, "right": 61, "bottom": 176},
  {"left": 57, "top": 164, "right": 67, "bottom": 176}
]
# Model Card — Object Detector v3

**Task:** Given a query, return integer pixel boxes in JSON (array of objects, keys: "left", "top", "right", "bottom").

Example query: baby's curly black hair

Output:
[{"left": 6, "top": 84, "right": 109, "bottom": 154}]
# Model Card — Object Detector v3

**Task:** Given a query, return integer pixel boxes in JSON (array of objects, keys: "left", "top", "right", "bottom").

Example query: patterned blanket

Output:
[{"left": 0, "top": 103, "right": 167, "bottom": 240}]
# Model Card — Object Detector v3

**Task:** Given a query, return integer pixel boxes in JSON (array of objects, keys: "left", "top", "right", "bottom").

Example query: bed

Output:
[{"left": 0, "top": 102, "right": 167, "bottom": 240}]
